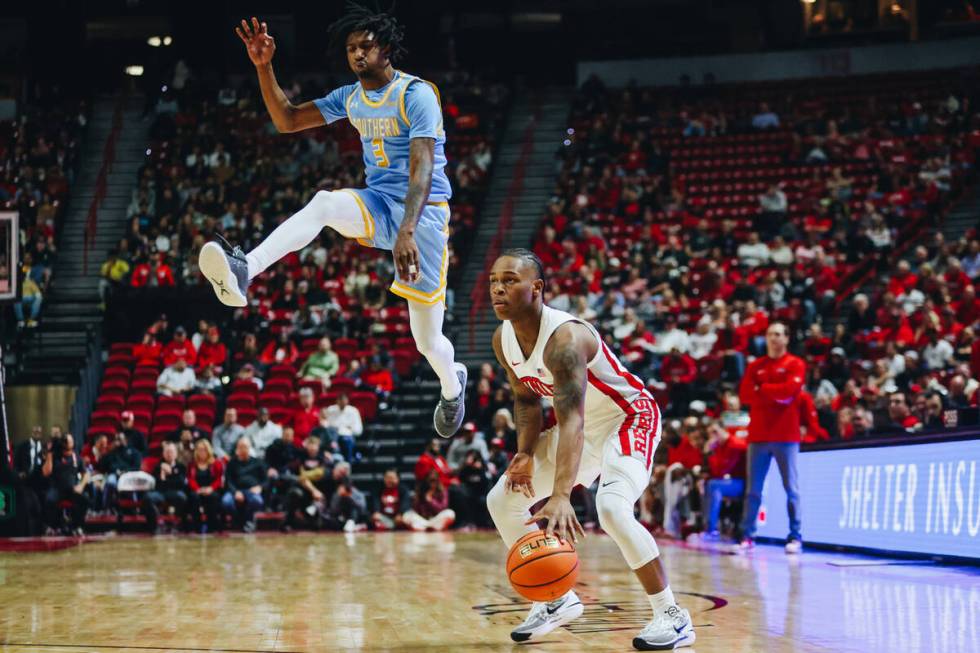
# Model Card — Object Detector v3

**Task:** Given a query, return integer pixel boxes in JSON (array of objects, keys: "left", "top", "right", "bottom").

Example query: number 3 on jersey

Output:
[{"left": 370, "top": 138, "right": 389, "bottom": 167}]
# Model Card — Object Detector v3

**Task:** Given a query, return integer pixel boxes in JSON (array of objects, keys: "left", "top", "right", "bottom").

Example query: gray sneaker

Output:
[
  {"left": 633, "top": 605, "right": 696, "bottom": 650},
  {"left": 433, "top": 362, "right": 468, "bottom": 438},
  {"left": 200, "top": 237, "right": 249, "bottom": 307},
  {"left": 510, "top": 590, "right": 583, "bottom": 642}
]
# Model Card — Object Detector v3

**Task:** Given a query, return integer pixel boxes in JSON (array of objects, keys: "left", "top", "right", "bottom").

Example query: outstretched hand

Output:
[
  {"left": 235, "top": 17, "right": 276, "bottom": 67},
  {"left": 394, "top": 229, "right": 421, "bottom": 284},
  {"left": 526, "top": 495, "right": 585, "bottom": 545}
]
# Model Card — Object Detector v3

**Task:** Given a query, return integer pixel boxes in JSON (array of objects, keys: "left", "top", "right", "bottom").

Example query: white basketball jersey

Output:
[{"left": 500, "top": 305, "right": 659, "bottom": 446}]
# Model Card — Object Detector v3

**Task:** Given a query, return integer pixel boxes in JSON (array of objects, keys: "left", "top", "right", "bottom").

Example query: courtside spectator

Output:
[
  {"left": 415, "top": 438, "right": 455, "bottom": 487},
  {"left": 143, "top": 441, "right": 189, "bottom": 533},
  {"left": 738, "top": 322, "right": 806, "bottom": 553},
  {"left": 285, "top": 435, "right": 334, "bottom": 530},
  {"left": 265, "top": 426, "right": 303, "bottom": 513},
  {"left": 297, "top": 337, "right": 340, "bottom": 385},
  {"left": 371, "top": 469, "right": 411, "bottom": 530},
  {"left": 323, "top": 462, "right": 367, "bottom": 532},
  {"left": 222, "top": 437, "right": 266, "bottom": 533},
  {"left": 487, "top": 438, "right": 510, "bottom": 484},
  {"left": 101, "top": 431, "right": 143, "bottom": 510},
  {"left": 187, "top": 439, "right": 224, "bottom": 533},
  {"left": 212, "top": 408, "right": 245, "bottom": 459},
  {"left": 244, "top": 407, "right": 282, "bottom": 455},
  {"left": 877, "top": 392, "right": 921, "bottom": 432},
  {"left": 157, "top": 357, "right": 196, "bottom": 396},
  {"left": 321, "top": 393, "right": 363, "bottom": 463},
  {"left": 41, "top": 434, "right": 90, "bottom": 535},
  {"left": 701, "top": 422, "right": 747, "bottom": 539},
  {"left": 404, "top": 469, "right": 455, "bottom": 532}
]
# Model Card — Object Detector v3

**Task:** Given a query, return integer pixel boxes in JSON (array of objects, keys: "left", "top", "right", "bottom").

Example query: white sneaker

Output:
[
  {"left": 633, "top": 605, "right": 696, "bottom": 650},
  {"left": 785, "top": 539, "right": 802, "bottom": 554},
  {"left": 510, "top": 590, "right": 583, "bottom": 642},
  {"left": 343, "top": 519, "right": 357, "bottom": 532}
]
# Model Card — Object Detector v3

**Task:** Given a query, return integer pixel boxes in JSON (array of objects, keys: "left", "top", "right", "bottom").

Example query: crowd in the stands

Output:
[
  {"left": 528, "top": 69, "right": 980, "bottom": 539},
  {"left": 1, "top": 88, "right": 87, "bottom": 329}
]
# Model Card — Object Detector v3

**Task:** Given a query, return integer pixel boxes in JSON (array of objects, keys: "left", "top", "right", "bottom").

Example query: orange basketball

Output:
[{"left": 506, "top": 530, "right": 579, "bottom": 602}]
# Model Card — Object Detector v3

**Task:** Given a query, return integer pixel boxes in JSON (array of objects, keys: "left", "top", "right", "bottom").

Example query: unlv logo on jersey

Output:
[{"left": 520, "top": 376, "right": 554, "bottom": 397}]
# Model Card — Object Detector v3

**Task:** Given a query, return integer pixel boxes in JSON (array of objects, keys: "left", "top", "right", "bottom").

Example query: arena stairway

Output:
[
  {"left": 455, "top": 86, "right": 574, "bottom": 366},
  {"left": 941, "top": 181, "right": 980, "bottom": 241},
  {"left": 13, "top": 94, "right": 149, "bottom": 384}
]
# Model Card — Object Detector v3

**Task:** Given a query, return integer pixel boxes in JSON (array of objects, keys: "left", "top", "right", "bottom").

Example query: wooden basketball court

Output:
[{"left": 0, "top": 531, "right": 976, "bottom": 653}]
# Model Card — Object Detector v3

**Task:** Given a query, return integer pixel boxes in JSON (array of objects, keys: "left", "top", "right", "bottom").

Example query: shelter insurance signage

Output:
[{"left": 755, "top": 438, "right": 980, "bottom": 559}]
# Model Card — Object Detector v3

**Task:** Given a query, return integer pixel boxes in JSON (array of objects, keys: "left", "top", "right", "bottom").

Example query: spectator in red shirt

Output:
[
  {"left": 370, "top": 468, "right": 411, "bottom": 530},
  {"left": 130, "top": 257, "right": 176, "bottom": 288},
  {"left": 738, "top": 321, "right": 805, "bottom": 551},
  {"left": 702, "top": 421, "right": 747, "bottom": 537},
  {"left": 876, "top": 392, "right": 921, "bottom": 432},
  {"left": 360, "top": 357, "right": 394, "bottom": 400},
  {"left": 289, "top": 387, "right": 320, "bottom": 441},
  {"left": 133, "top": 331, "right": 162, "bottom": 365},
  {"left": 259, "top": 331, "right": 299, "bottom": 366},
  {"left": 414, "top": 438, "right": 456, "bottom": 487},
  {"left": 196, "top": 326, "right": 227, "bottom": 372},
  {"left": 798, "top": 391, "right": 829, "bottom": 443},
  {"left": 186, "top": 439, "right": 224, "bottom": 533},
  {"left": 162, "top": 326, "right": 197, "bottom": 367}
]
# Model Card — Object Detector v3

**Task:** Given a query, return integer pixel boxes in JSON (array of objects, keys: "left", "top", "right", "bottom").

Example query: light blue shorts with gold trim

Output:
[{"left": 340, "top": 187, "right": 450, "bottom": 306}]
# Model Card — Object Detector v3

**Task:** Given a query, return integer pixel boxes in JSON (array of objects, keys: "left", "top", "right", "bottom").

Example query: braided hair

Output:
[{"left": 328, "top": 0, "right": 408, "bottom": 64}]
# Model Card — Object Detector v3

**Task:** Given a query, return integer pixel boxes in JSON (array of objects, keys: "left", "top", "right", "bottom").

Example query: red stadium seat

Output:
[
  {"left": 157, "top": 395, "right": 185, "bottom": 412},
  {"left": 188, "top": 394, "right": 217, "bottom": 414},
  {"left": 259, "top": 391, "right": 287, "bottom": 409},
  {"left": 265, "top": 377, "right": 294, "bottom": 395},
  {"left": 237, "top": 407, "right": 258, "bottom": 427},
  {"left": 95, "top": 395, "right": 125, "bottom": 413},
  {"left": 329, "top": 376, "right": 356, "bottom": 393},
  {"left": 126, "top": 394, "right": 155, "bottom": 412},
  {"left": 348, "top": 391, "right": 378, "bottom": 421},
  {"left": 227, "top": 393, "right": 257, "bottom": 410},
  {"left": 231, "top": 379, "right": 259, "bottom": 397}
]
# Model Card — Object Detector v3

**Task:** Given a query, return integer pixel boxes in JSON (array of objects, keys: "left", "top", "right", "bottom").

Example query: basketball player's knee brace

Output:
[{"left": 596, "top": 491, "right": 660, "bottom": 570}]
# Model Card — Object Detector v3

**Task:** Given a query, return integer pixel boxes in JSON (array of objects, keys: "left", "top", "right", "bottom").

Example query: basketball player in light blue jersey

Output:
[{"left": 199, "top": 5, "right": 467, "bottom": 437}]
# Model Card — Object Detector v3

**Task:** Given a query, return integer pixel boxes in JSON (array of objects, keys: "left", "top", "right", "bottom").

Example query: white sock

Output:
[
  {"left": 245, "top": 190, "right": 363, "bottom": 280},
  {"left": 648, "top": 586, "right": 676, "bottom": 612},
  {"left": 408, "top": 302, "right": 462, "bottom": 400}
]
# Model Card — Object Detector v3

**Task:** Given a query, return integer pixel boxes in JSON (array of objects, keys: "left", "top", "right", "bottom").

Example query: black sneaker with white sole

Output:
[{"left": 199, "top": 235, "right": 249, "bottom": 307}]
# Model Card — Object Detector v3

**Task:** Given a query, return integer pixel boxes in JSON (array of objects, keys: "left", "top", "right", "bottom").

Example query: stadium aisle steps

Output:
[{"left": 457, "top": 86, "right": 574, "bottom": 365}]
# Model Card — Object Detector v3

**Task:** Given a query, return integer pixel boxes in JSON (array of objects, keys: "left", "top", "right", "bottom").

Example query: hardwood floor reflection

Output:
[{"left": 0, "top": 532, "right": 977, "bottom": 652}]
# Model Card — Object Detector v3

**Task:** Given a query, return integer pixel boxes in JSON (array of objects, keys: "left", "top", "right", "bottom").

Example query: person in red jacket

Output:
[
  {"left": 162, "top": 326, "right": 198, "bottom": 367},
  {"left": 738, "top": 321, "right": 806, "bottom": 553},
  {"left": 414, "top": 438, "right": 456, "bottom": 487},
  {"left": 196, "top": 326, "right": 227, "bottom": 372},
  {"left": 133, "top": 331, "right": 162, "bottom": 365},
  {"left": 289, "top": 387, "right": 320, "bottom": 441},
  {"left": 186, "top": 439, "right": 224, "bottom": 533},
  {"left": 702, "top": 421, "right": 747, "bottom": 537},
  {"left": 798, "top": 390, "right": 829, "bottom": 443}
]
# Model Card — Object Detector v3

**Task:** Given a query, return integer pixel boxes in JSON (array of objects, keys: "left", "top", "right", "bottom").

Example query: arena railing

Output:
[
  {"left": 82, "top": 94, "right": 125, "bottom": 275},
  {"left": 468, "top": 103, "right": 540, "bottom": 352}
]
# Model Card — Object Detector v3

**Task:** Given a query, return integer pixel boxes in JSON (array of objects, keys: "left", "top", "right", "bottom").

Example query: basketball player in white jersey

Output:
[{"left": 487, "top": 249, "right": 694, "bottom": 650}]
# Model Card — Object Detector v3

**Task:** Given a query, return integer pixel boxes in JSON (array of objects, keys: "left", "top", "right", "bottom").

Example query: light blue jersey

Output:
[
  {"left": 312, "top": 71, "right": 453, "bottom": 305},
  {"left": 314, "top": 70, "right": 452, "bottom": 202}
]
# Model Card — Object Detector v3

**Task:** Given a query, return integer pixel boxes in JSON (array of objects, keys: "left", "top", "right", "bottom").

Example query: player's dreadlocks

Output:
[{"left": 328, "top": 0, "right": 408, "bottom": 64}]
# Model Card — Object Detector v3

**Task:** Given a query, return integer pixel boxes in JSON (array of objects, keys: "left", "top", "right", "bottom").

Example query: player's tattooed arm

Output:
[
  {"left": 395, "top": 137, "right": 435, "bottom": 283},
  {"left": 533, "top": 322, "right": 595, "bottom": 543},
  {"left": 493, "top": 326, "right": 542, "bottom": 498},
  {"left": 543, "top": 323, "right": 595, "bottom": 501}
]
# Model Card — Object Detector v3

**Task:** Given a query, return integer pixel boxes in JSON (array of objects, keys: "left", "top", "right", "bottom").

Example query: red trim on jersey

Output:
[
  {"left": 600, "top": 341, "right": 648, "bottom": 394},
  {"left": 588, "top": 370, "right": 634, "bottom": 456},
  {"left": 646, "top": 403, "right": 661, "bottom": 469}
]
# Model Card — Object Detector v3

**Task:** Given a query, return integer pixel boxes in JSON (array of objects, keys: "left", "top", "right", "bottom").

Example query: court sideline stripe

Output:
[{"left": 0, "top": 643, "right": 305, "bottom": 653}]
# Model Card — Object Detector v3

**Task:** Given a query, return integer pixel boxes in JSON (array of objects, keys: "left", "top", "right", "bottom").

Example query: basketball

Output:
[{"left": 506, "top": 530, "right": 579, "bottom": 602}]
